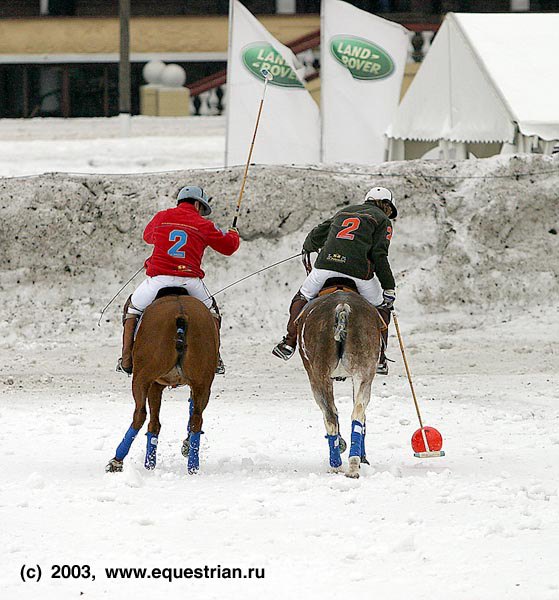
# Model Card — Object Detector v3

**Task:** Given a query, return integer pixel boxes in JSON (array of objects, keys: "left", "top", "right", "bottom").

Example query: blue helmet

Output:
[{"left": 177, "top": 186, "right": 212, "bottom": 216}]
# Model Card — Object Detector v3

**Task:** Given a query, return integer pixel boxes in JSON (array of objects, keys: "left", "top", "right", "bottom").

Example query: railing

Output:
[{"left": 188, "top": 23, "right": 438, "bottom": 116}]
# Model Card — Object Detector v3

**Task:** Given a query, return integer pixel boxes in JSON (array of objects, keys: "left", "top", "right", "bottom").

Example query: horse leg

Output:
[
  {"left": 144, "top": 382, "right": 164, "bottom": 470},
  {"left": 184, "top": 384, "right": 210, "bottom": 474},
  {"left": 181, "top": 397, "right": 194, "bottom": 458},
  {"left": 361, "top": 417, "right": 370, "bottom": 465},
  {"left": 310, "top": 376, "right": 343, "bottom": 472},
  {"left": 347, "top": 376, "right": 373, "bottom": 479},
  {"left": 106, "top": 377, "right": 149, "bottom": 472}
]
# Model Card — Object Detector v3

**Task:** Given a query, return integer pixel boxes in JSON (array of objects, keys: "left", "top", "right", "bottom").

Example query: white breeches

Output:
[
  {"left": 300, "top": 268, "right": 383, "bottom": 306},
  {"left": 130, "top": 275, "right": 213, "bottom": 313}
]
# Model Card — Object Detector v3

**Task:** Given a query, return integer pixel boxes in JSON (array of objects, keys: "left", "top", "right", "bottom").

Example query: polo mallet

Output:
[
  {"left": 231, "top": 68, "right": 273, "bottom": 229},
  {"left": 97, "top": 265, "right": 144, "bottom": 327},
  {"left": 392, "top": 312, "right": 445, "bottom": 458}
]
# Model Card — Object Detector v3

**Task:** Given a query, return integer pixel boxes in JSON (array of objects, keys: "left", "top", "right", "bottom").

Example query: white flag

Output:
[
  {"left": 225, "top": 0, "right": 320, "bottom": 166},
  {"left": 321, "top": 0, "right": 409, "bottom": 163}
]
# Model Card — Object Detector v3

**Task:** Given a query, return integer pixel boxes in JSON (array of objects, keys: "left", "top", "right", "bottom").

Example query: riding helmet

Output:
[
  {"left": 177, "top": 186, "right": 213, "bottom": 216},
  {"left": 364, "top": 186, "right": 397, "bottom": 219}
]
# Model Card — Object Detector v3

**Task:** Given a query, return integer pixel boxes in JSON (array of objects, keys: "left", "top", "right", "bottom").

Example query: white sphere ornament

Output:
[
  {"left": 160, "top": 64, "right": 186, "bottom": 88},
  {"left": 143, "top": 60, "right": 166, "bottom": 84}
]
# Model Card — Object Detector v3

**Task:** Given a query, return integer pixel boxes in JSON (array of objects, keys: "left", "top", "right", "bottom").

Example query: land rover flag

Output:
[
  {"left": 225, "top": 0, "right": 320, "bottom": 166},
  {"left": 321, "top": 0, "right": 409, "bottom": 163}
]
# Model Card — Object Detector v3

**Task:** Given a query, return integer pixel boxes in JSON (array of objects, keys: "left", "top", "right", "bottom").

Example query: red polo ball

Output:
[{"left": 411, "top": 427, "right": 443, "bottom": 453}]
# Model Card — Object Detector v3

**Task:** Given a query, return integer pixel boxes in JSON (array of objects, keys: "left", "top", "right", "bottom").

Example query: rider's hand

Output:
[
  {"left": 302, "top": 250, "right": 312, "bottom": 275},
  {"left": 381, "top": 289, "right": 396, "bottom": 310}
]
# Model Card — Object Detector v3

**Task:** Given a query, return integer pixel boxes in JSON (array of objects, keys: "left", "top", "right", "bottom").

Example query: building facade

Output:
[{"left": 1, "top": 1, "right": 558, "bottom": 118}]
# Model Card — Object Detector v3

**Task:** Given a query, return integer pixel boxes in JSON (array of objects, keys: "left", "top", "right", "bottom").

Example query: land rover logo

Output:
[
  {"left": 330, "top": 35, "right": 394, "bottom": 81},
  {"left": 241, "top": 43, "right": 304, "bottom": 88}
]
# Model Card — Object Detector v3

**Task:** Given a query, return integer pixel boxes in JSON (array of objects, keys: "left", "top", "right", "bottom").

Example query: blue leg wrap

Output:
[
  {"left": 326, "top": 434, "right": 342, "bottom": 468},
  {"left": 144, "top": 432, "right": 158, "bottom": 470},
  {"left": 188, "top": 431, "right": 201, "bottom": 473},
  {"left": 349, "top": 420, "right": 364, "bottom": 458},
  {"left": 115, "top": 425, "right": 140, "bottom": 461}
]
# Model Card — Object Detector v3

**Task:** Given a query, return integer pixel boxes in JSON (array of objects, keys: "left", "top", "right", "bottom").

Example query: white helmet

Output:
[{"left": 364, "top": 186, "right": 397, "bottom": 219}]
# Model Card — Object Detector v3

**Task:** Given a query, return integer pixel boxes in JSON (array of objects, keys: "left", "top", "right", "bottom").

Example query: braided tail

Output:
[
  {"left": 176, "top": 317, "right": 187, "bottom": 367},
  {"left": 334, "top": 303, "right": 351, "bottom": 343}
]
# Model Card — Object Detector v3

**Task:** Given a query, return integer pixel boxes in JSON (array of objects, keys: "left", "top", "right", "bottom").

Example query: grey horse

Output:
[{"left": 297, "top": 289, "right": 386, "bottom": 478}]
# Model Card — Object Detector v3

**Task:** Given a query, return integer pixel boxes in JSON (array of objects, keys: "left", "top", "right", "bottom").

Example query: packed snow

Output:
[{"left": 1, "top": 117, "right": 559, "bottom": 600}]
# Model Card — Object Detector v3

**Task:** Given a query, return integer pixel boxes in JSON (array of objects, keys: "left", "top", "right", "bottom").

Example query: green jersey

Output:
[{"left": 302, "top": 201, "right": 395, "bottom": 290}]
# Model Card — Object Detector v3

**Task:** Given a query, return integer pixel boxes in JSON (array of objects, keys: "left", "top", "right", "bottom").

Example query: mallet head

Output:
[
  {"left": 261, "top": 68, "right": 274, "bottom": 82},
  {"left": 411, "top": 426, "right": 445, "bottom": 458}
]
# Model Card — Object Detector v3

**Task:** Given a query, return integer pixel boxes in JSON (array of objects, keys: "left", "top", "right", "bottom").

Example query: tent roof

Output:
[{"left": 388, "top": 13, "right": 559, "bottom": 144}]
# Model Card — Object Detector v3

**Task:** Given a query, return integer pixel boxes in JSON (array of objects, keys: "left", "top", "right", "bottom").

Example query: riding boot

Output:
[
  {"left": 272, "top": 292, "right": 308, "bottom": 360},
  {"left": 117, "top": 315, "right": 139, "bottom": 375},
  {"left": 376, "top": 306, "right": 391, "bottom": 375},
  {"left": 210, "top": 299, "right": 225, "bottom": 375}
]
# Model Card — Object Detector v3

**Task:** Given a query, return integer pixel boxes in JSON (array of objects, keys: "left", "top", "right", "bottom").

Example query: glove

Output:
[
  {"left": 302, "top": 250, "right": 312, "bottom": 275},
  {"left": 381, "top": 289, "right": 396, "bottom": 310}
]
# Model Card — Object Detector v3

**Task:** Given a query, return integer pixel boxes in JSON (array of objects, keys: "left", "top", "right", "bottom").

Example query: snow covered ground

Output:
[
  {"left": 2, "top": 318, "right": 559, "bottom": 600},
  {"left": 1, "top": 118, "right": 559, "bottom": 599},
  {"left": 0, "top": 117, "right": 226, "bottom": 176}
]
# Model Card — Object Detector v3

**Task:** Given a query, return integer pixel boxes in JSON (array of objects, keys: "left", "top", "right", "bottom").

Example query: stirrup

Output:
[
  {"left": 116, "top": 358, "right": 132, "bottom": 375},
  {"left": 376, "top": 359, "right": 388, "bottom": 375},
  {"left": 272, "top": 340, "right": 296, "bottom": 361}
]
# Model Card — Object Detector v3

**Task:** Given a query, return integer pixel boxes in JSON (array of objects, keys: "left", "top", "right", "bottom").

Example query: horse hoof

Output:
[
  {"left": 339, "top": 436, "right": 347, "bottom": 454},
  {"left": 188, "top": 467, "right": 199, "bottom": 475},
  {"left": 346, "top": 456, "right": 360, "bottom": 478},
  {"left": 360, "top": 455, "right": 370, "bottom": 465},
  {"left": 329, "top": 465, "right": 344, "bottom": 474},
  {"left": 181, "top": 437, "right": 190, "bottom": 458},
  {"left": 105, "top": 458, "right": 123, "bottom": 473}
]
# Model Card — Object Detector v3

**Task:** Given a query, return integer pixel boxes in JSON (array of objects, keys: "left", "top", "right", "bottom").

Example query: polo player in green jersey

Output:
[{"left": 273, "top": 186, "right": 397, "bottom": 374}]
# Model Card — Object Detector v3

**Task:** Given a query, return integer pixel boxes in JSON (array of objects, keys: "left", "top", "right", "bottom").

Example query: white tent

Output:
[{"left": 387, "top": 13, "right": 559, "bottom": 160}]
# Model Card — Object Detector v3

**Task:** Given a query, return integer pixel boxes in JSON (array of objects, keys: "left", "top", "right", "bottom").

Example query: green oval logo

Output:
[
  {"left": 330, "top": 35, "right": 394, "bottom": 81},
  {"left": 241, "top": 42, "right": 304, "bottom": 89}
]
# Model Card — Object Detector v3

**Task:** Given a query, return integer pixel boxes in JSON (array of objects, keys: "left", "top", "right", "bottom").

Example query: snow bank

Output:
[{"left": 1, "top": 154, "right": 558, "bottom": 342}]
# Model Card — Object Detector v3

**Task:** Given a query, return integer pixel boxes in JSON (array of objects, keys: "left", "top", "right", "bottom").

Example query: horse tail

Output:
[
  {"left": 334, "top": 303, "right": 351, "bottom": 344},
  {"left": 175, "top": 316, "right": 187, "bottom": 366}
]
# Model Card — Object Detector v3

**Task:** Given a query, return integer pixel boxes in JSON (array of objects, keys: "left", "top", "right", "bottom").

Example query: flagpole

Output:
[
  {"left": 320, "top": 0, "right": 325, "bottom": 163},
  {"left": 224, "top": 0, "right": 234, "bottom": 168}
]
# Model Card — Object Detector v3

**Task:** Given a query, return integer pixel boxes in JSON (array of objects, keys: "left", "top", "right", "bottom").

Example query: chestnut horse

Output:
[
  {"left": 106, "top": 290, "right": 218, "bottom": 474},
  {"left": 297, "top": 283, "right": 386, "bottom": 478}
]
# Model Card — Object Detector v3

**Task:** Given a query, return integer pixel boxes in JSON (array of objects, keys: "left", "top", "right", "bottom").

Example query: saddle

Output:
[
  {"left": 318, "top": 277, "right": 359, "bottom": 297},
  {"left": 154, "top": 286, "right": 190, "bottom": 300}
]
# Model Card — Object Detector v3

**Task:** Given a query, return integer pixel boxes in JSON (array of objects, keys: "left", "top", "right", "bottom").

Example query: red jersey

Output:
[{"left": 143, "top": 203, "right": 240, "bottom": 278}]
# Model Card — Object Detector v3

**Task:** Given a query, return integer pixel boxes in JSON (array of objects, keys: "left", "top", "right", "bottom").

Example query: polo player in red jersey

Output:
[{"left": 116, "top": 186, "right": 240, "bottom": 376}]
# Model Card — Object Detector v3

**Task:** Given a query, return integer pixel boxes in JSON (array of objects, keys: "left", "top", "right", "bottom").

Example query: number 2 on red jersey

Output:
[{"left": 336, "top": 217, "right": 361, "bottom": 240}]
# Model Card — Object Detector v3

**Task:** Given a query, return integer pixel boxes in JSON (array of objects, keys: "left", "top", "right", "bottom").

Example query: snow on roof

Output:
[{"left": 388, "top": 13, "right": 559, "bottom": 143}]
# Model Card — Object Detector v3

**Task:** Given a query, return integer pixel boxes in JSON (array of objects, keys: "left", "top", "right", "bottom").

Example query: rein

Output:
[{"left": 207, "top": 252, "right": 302, "bottom": 299}]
